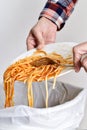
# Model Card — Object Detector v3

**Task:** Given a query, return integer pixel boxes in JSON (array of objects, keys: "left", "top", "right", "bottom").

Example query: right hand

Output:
[
  {"left": 26, "top": 17, "right": 57, "bottom": 50},
  {"left": 73, "top": 42, "right": 87, "bottom": 72}
]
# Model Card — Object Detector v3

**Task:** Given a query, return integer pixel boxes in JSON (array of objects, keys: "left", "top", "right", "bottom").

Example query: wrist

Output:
[{"left": 39, "top": 17, "right": 57, "bottom": 31}]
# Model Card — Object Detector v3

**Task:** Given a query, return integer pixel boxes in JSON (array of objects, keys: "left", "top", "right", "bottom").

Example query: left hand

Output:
[
  {"left": 26, "top": 17, "right": 57, "bottom": 50},
  {"left": 73, "top": 42, "right": 87, "bottom": 72}
]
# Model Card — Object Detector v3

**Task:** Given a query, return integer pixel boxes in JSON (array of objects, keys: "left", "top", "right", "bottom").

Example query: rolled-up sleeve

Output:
[{"left": 39, "top": 0, "right": 78, "bottom": 30}]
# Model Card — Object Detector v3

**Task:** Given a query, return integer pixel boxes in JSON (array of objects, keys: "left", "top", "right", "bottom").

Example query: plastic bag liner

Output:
[{"left": 0, "top": 79, "right": 87, "bottom": 130}]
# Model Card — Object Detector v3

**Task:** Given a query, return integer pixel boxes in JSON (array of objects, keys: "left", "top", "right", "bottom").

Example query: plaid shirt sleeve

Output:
[{"left": 39, "top": 0, "right": 78, "bottom": 30}]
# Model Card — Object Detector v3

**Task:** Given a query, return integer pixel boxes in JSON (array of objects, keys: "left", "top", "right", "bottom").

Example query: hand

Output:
[
  {"left": 73, "top": 42, "right": 87, "bottom": 72},
  {"left": 26, "top": 17, "right": 57, "bottom": 50}
]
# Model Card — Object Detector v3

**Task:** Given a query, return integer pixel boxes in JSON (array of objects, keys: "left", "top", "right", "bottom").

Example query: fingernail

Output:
[
  {"left": 37, "top": 44, "right": 44, "bottom": 50},
  {"left": 75, "top": 67, "right": 80, "bottom": 72}
]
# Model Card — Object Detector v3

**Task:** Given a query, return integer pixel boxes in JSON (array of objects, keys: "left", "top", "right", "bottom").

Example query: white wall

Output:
[{"left": 0, "top": 0, "right": 87, "bottom": 128}]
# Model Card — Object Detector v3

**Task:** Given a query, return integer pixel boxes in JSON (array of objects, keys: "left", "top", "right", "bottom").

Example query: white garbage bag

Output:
[{"left": 0, "top": 80, "right": 87, "bottom": 130}]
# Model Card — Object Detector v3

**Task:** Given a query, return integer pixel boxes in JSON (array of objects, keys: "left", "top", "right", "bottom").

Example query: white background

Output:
[{"left": 0, "top": 0, "right": 87, "bottom": 129}]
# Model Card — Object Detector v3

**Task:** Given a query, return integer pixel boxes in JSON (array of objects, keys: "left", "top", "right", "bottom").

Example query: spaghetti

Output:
[{"left": 3, "top": 50, "right": 73, "bottom": 108}]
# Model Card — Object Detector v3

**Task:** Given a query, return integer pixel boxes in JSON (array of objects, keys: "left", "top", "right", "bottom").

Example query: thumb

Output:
[
  {"left": 37, "top": 38, "right": 45, "bottom": 50},
  {"left": 73, "top": 52, "right": 81, "bottom": 72},
  {"left": 32, "top": 30, "right": 45, "bottom": 50}
]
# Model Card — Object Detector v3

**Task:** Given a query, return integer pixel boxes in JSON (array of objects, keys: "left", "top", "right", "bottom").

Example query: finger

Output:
[
  {"left": 27, "top": 40, "right": 35, "bottom": 50},
  {"left": 81, "top": 55, "right": 87, "bottom": 72},
  {"left": 26, "top": 33, "right": 36, "bottom": 50},
  {"left": 32, "top": 29, "right": 45, "bottom": 50},
  {"left": 73, "top": 47, "right": 82, "bottom": 72}
]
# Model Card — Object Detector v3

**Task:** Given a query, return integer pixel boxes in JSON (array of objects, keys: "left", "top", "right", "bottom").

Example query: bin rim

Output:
[{"left": 1, "top": 87, "right": 87, "bottom": 114}]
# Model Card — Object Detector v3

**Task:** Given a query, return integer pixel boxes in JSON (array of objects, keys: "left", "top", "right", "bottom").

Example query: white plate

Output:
[{"left": 12, "top": 42, "right": 78, "bottom": 78}]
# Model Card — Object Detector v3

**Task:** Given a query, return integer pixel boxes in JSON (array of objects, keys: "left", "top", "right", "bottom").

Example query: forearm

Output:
[{"left": 39, "top": 0, "right": 78, "bottom": 30}]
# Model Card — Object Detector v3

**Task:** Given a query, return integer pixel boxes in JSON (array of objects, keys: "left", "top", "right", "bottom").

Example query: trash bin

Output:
[
  {"left": 0, "top": 79, "right": 87, "bottom": 130},
  {"left": 0, "top": 42, "right": 87, "bottom": 130}
]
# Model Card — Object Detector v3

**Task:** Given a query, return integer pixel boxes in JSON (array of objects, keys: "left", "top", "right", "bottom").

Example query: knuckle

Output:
[
  {"left": 26, "top": 37, "right": 28, "bottom": 45},
  {"left": 31, "top": 27, "right": 37, "bottom": 34},
  {"left": 26, "top": 38, "right": 30, "bottom": 44},
  {"left": 31, "top": 28, "right": 35, "bottom": 33},
  {"left": 73, "top": 46, "right": 79, "bottom": 53},
  {"left": 26, "top": 36, "right": 28, "bottom": 41}
]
